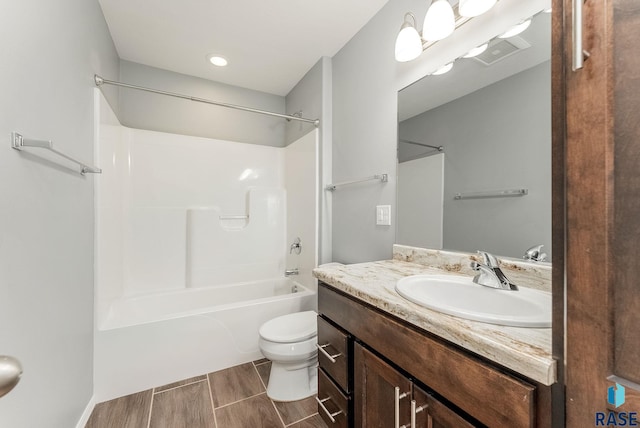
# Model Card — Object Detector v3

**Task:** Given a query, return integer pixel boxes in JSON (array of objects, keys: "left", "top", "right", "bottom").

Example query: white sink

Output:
[{"left": 395, "top": 274, "right": 551, "bottom": 328}]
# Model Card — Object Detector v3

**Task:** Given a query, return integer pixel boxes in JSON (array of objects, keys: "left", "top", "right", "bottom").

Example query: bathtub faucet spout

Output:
[{"left": 285, "top": 268, "right": 299, "bottom": 276}]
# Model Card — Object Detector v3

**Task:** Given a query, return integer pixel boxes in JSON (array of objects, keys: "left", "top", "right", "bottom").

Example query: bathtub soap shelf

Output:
[{"left": 219, "top": 215, "right": 249, "bottom": 220}]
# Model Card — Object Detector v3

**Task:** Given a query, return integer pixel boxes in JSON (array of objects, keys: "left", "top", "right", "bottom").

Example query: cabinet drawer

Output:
[
  {"left": 317, "top": 368, "right": 349, "bottom": 428},
  {"left": 317, "top": 315, "right": 350, "bottom": 392}
]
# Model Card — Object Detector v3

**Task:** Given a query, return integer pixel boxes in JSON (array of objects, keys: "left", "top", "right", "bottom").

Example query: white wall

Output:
[
  {"left": 0, "top": 0, "right": 119, "bottom": 426},
  {"left": 330, "top": 0, "right": 549, "bottom": 263},
  {"left": 118, "top": 60, "right": 287, "bottom": 147}
]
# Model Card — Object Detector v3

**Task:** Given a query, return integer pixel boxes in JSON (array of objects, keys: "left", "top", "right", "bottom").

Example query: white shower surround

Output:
[{"left": 93, "top": 90, "right": 318, "bottom": 400}]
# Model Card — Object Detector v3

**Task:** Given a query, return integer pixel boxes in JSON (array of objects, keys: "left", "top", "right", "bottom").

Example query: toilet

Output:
[{"left": 258, "top": 311, "right": 318, "bottom": 402}]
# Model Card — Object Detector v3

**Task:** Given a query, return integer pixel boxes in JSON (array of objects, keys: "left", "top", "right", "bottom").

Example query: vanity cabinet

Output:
[
  {"left": 318, "top": 282, "right": 552, "bottom": 428},
  {"left": 355, "top": 343, "right": 475, "bottom": 428}
]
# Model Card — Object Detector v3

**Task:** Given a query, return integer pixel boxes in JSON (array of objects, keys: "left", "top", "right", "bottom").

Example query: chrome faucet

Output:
[
  {"left": 471, "top": 251, "right": 518, "bottom": 291},
  {"left": 285, "top": 268, "right": 299, "bottom": 276},
  {"left": 523, "top": 244, "right": 547, "bottom": 262},
  {"left": 290, "top": 237, "right": 302, "bottom": 255}
]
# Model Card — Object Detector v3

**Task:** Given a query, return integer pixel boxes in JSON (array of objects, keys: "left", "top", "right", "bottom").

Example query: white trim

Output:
[{"left": 75, "top": 395, "right": 97, "bottom": 428}]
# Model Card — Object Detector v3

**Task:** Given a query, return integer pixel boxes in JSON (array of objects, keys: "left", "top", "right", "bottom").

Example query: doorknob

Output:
[{"left": 0, "top": 355, "right": 23, "bottom": 398}]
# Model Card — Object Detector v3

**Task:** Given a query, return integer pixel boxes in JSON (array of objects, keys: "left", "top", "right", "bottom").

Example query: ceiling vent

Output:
[{"left": 473, "top": 36, "right": 531, "bottom": 66}]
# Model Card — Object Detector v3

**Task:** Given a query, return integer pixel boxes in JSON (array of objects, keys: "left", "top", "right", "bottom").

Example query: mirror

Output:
[{"left": 397, "top": 12, "right": 551, "bottom": 260}]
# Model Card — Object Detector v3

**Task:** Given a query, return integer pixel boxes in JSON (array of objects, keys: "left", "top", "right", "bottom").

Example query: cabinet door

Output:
[
  {"left": 354, "top": 343, "right": 412, "bottom": 428},
  {"left": 413, "top": 386, "right": 476, "bottom": 428}
]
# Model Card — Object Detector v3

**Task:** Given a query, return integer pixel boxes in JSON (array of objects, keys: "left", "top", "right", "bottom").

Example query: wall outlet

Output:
[{"left": 376, "top": 205, "right": 391, "bottom": 226}]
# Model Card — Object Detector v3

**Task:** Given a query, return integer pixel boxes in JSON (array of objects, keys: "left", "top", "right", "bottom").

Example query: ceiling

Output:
[
  {"left": 399, "top": 11, "right": 551, "bottom": 121},
  {"left": 98, "top": 0, "right": 389, "bottom": 96}
]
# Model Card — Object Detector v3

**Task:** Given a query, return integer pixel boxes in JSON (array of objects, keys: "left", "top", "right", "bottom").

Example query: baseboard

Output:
[{"left": 75, "top": 395, "right": 96, "bottom": 428}]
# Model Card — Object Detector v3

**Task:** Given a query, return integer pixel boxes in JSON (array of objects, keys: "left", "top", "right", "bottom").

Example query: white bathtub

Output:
[{"left": 94, "top": 277, "right": 316, "bottom": 402}]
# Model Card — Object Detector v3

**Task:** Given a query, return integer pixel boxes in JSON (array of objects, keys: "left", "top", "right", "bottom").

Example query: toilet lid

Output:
[{"left": 259, "top": 311, "right": 317, "bottom": 343}]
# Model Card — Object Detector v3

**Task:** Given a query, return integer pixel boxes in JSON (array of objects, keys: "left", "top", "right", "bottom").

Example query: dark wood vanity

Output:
[{"left": 316, "top": 282, "right": 552, "bottom": 428}]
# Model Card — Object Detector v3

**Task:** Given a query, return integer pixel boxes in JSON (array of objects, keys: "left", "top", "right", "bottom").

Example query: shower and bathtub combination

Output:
[{"left": 93, "top": 90, "right": 319, "bottom": 401}]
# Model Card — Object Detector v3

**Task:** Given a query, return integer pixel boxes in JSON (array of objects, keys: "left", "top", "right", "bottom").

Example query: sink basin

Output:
[{"left": 395, "top": 274, "right": 551, "bottom": 328}]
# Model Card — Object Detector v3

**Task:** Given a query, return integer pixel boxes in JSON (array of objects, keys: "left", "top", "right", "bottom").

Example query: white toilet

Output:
[{"left": 258, "top": 310, "right": 318, "bottom": 402}]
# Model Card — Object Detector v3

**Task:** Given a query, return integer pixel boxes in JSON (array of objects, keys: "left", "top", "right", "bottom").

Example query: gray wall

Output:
[
  {"left": 285, "top": 59, "right": 324, "bottom": 146},
  {"left": 399, "top": 62, "right": 552, "bottom": 258},
  {"left": 331, "top": 1, "right": 414, "bottom": 263},
  {"left": 285, "top": 57, "right": 333, "bottom": 263},
  {"left": 330, "top": 0, "right": 546, "bottom": 264},
  {"left": 119, "top": 61, "right": 287, "bottom": 147},
  {"left": 0, "top": 0, "right": 120, "bottom": 426}
]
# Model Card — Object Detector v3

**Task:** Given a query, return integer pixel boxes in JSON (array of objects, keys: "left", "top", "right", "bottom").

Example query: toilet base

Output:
[{"left": 266, "top": 360, "right": 318, "bottom": 402}]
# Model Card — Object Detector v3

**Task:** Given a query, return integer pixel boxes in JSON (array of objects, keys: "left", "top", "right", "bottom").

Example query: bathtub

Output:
[{"left": 94, "top": 277, "right": 316, "bottom": 402}]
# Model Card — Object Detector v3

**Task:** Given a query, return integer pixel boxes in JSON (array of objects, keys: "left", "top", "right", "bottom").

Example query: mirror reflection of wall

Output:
[
  {"left": 397, "top": 12, "right": 551, "bottom": 261},
  {"left": 397, "top": 152, "right": 444, "bottom": 249}
]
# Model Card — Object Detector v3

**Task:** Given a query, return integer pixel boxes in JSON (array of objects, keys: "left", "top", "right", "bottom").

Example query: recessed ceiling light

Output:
[{"left": 208, "top": 55, "right": 228, "bottom": 67}]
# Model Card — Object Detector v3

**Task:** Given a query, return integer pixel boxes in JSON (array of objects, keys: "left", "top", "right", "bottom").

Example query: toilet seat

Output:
[{"left": 259, "top": 310, "right": 316, "bottom": 343}]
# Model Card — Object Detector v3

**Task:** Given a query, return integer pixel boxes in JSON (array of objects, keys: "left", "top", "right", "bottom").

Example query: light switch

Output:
[{"left": 376, "top": 205, "right": 391, "bottom": 226}]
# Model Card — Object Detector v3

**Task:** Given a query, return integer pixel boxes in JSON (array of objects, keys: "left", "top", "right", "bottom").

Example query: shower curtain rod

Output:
[
  {"left": 94, "top": 75, "right": 320, "bottom": 127},
  {"left": 399, "top": 139, "right": 443, "bottom": 151}
]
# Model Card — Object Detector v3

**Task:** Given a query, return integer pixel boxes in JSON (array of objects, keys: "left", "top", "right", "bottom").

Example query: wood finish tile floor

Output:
[{"left": 86, "top": 359, "right": 328, "bottom": 428}]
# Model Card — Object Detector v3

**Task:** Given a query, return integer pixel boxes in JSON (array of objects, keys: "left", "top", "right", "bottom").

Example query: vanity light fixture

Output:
[
  {"left": 397, "top": 4, "right": 544, "bottom": 78},
  {"left": 498, "top": 19, "right": 532, "bottom": 38},
  {"left": 395, "top": 13, "right": 423, "bottom": 62},
  {"left": 395, "top": 0, "right": 497, "bottom": 63},
  {"left": 459, "top": 0, "right": 497, "bottom": 18},
  {"left": 207, "top": 55, "right": 228, "bottom": 67},
  {"left": 462, "top": 43, "right": 489, "bottom": 58},
  {"left": 422, "top": 0, "right": 456, "bottom": 42},
  {"left": 431, "top": 62, "right": 454, "bottom": 75}
]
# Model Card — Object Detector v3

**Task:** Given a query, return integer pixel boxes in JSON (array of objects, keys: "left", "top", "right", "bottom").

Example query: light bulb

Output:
[
  {"left": 431, "top": 62, "right": 454, "bottom": 75},
  {"left": 459, "top": 0, "right": 497, "bottom": 17},
  {"left": 422, "top": 0, "right": 455, "bottom": 42},
  {"left": 463, "top": 43, "right": 489, "bottom": 58},
  {"left": 498, "top": 19, "right": 532, "bottom": 39},
  {"left": 395, "top": 19, "right": 423, "bottom": 62}
]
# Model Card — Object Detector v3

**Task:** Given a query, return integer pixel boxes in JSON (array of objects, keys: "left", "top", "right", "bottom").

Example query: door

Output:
[
  {"left": 354, "top": 343, "right": 411, "bottom": 428},
  {"left": 560, "top": 0, "right": 640, "bottom": 425}
]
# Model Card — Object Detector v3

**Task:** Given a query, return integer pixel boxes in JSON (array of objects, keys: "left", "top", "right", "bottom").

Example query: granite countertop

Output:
[{"left": 313, "top": 247, "right": 556, "bottom": 386}]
